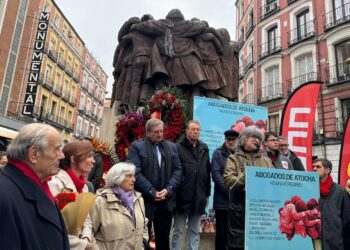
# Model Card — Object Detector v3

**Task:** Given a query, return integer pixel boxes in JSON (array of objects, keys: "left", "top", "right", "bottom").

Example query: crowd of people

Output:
[{"left": 0, "top": 121, "right": 349, "bottom": 250}]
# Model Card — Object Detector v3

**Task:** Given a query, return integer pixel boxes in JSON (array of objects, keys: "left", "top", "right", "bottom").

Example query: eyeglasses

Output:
[
  {"left": 278, "top": 144, "right": 289, "bottom": 147},
  {"left": 249, "top": 135, "right": 262, "bottom": 141},
  {"left": 312, "top": 164, "right": 323, "bottom": 168}
]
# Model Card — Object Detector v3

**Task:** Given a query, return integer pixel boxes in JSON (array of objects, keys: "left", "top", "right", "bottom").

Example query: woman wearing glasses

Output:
[
  {"left": 90, "top": 162, "right": 148, "bottom": 250},
  {"left": 223, "top": 125, "right": 273, "bottom": 250}
]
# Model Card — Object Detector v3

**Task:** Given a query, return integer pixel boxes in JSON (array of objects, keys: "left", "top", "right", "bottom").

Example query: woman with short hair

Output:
[
  {"left": 224, "top": 126, "right": 273, "bottom": 250},
  {"left": 90, "top": 162, "right": 148, "bottom": 250}
]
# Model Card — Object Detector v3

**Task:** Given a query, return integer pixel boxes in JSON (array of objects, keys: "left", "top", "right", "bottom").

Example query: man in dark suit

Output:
[
  {"left": 0, "top": 123, "right": 69, "bottom": 249},
  {"left": 127, "top": 119, "right": 182, "bottom": 250}
]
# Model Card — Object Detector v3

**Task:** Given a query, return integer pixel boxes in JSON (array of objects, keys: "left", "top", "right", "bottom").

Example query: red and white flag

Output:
[
  {"left": 280, "top": 81, "right": 322, "bottom": 171},
  {"left": 339, "top": 117, "right": 350, "bottom": 187}
]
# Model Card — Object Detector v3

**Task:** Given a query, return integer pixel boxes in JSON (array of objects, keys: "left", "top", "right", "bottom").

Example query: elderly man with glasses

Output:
[{"left": 278, "top": 136, "right": 304, "bottom": 171}]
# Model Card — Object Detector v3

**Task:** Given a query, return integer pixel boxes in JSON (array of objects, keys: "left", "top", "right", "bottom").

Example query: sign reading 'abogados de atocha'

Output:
[{"left": 111, "top": 9, "right": 239, "bottom": 114}]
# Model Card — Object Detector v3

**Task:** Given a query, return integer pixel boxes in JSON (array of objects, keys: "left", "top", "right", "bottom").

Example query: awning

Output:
[{"left": 0, "top": 127, "right": 18, "bottom": 139}]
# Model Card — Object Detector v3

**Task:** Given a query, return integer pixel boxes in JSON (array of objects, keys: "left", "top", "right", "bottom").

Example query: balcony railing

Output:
[
  {"left": 69, "top": 95, "right": 77, "bottom": 106},
  {"left": 73, "top": 71, "right": 80, "bottom": 83},
  {"left": 324, "top": 2, "right": 350, "bottom": 31},
  {"left": 57, "top": 55, "right": 66, "bottom": 69},
  {"left": 246, "top": 19, "right": 254, "bottom": 38},
  {"left": 42, "top": 76, "right": 54, "bottom": 90},
  {"left": 325, "top": 61, "right": 350, "bottom": 86},
  {"left": 257, "top": 82, "right": 283, "bottom": 103},
  {"left": 66, "top": 64, "right": 73, "bottom": 77},
  {"left": 238, "top": 35, "right": 244, "bottom": 49},
  {"left": 287, "top": 0, "right": 298, "bottom": 5},
  {"left": 48, "top": 50, "right": 57, "bottom": 62},
  {"left": 53, "top": 83, "right": 62, "bottom": 95},
  {"left": 260, "top": 0, "right": 280, "bottom": 20},
  {"left": 62, "top": 89, "right": 70, "bottom": 102},
  {"left": 288, "top": 20, "right": 315, "bottom": 46},
  {"left": 244, "top": 53, "right": 254, "bottom": 71},
  {"left": 258, "top": 37, "right": 281, "bottom": 60},
  {"left": 287, "top": 72, "right": 319, "bottom": 94},
  {"left": 38, "top": 107, "right": 73, "bottom": 131},
  {"left": 241, "top": 93, "right": 255, "bottom": 104}
]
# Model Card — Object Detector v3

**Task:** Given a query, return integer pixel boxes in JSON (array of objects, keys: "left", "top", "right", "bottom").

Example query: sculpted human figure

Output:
[{"left": 112, "top": 15, "right": 155, "bottom": 112}]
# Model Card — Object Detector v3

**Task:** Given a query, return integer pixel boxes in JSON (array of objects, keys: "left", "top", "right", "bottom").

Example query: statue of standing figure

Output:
[{"left": 111, "top": 9, "right": 238, "bottom": 114}]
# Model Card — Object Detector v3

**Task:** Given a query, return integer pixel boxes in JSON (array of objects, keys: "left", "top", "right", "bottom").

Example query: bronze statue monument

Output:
[{"left": 111, "top": 9, "right": 239, "bottom": 114}]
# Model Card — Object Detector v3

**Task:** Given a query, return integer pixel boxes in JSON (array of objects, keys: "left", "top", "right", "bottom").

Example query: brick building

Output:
[
  {"left": 236, "top": 0, "right": 350, "bottom": 175},
  {"left": 0, "top": 0, "right": 107, "bottom": 146}
]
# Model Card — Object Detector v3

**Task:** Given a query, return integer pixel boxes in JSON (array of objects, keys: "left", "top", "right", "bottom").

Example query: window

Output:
[
  {"left": 297, "top": 9, "right": 311, "bottom": 40},
  {"left": 332, "top": 0, "right": 350, "bottom": 22},
  {"left": 60, "top": 106, "right": 65, "bottom": 118},
  {"left": 342, "top": 98, "right": 350, "bottom": 124},
  {"left": 83, "top": 121, "right": 89, "bottom": 137},
  {"left": 267, "top": 26, "right": 277, "bottom": 52},
  {"left": 269, "top": 114, "right": 280, "bottom": 133},
  {"left": 44, "top": 2, "right": 51, "bottom": 12},
  {"left": 51, "top": 101, "right": 57, "bottom": 115},
  {"left": 80, "top": 94, "right": 85, "bottom": 110},
  {"left": 294, "top": 54, "right": 314, "bottom": 89},
  {"left": 77, "top": 117, "right": 82, "bottom": 135},
  {"left": 41, "top": 95, "right": 48, "bottom": 110},
  {"left": 90, "top": 124, "right": 95, "bottom": 137},
  {"left": 45, "top": 65, "right": 52, "bottom": 80},
  {"left": 68, "top": 111, "right": 72, "bottom": 123},
  {"left": 264, "top": 66, "right": 280, "bottom": 98},
  {"left": 96, "top": 127, "right": 100, "bottom": 138},
  {"left": 54, "top": 15, "right": 60, "bottom": 28},
  {"left": 335, "top": 40, "right": 350, "bottom": 78}
]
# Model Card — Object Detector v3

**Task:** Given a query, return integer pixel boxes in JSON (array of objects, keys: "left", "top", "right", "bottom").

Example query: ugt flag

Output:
[{"left": 339, "top": 117, "right": 350, "bottom": 187}]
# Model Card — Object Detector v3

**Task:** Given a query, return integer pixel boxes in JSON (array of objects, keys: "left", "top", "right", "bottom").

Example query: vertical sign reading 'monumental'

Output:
[{"left": 22, "top": 12, "right": 49, "bottom": 115}]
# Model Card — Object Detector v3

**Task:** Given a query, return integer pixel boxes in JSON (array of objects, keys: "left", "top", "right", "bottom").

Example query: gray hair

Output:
[
  {"left": 145, "top": 119, "right": 164, "bottom": 134},
  {"left": 7, "top": 123, "right": 55, "bottom": 160},
  {"left": 186, "top": 120, "right": 200, "bottom": 129},
  {"left": 237, "top": 125, "right": 264, "bottom": 148},
  {"left": 278, "top": 135, "right": 288, "bottom": 141},
  {"left": 105, "top": 162, "right": 136, "bottom": 187}
]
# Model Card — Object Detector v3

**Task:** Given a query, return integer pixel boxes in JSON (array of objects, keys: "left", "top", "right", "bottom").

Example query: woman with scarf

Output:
[
  {"left": 90, "top": 162, "right": 148, "bottom": 250},
  {"left": 49, "top": 140, "right": 95, "bottom": 250}
]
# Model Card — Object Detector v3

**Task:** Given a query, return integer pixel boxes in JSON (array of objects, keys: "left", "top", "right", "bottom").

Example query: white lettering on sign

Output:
[{"left": 289, "top": 108, "right": 310, "bottom": 128}]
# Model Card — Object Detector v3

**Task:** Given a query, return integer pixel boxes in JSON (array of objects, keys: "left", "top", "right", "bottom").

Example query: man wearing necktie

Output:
[{"left": 127, "top": 119, "right": 182, "bottom": 250}]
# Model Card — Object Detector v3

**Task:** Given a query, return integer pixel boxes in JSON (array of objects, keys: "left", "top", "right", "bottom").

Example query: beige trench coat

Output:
[
  {"left": 90, "top": 188, "right": 148, "bottom": 250},
  {"left": 49, "top": 169, "right": 93, "bottom": 250}
]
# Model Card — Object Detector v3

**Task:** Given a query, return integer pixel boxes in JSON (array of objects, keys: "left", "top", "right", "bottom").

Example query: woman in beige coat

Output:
[
  {"left": 90, "top": 162, "right": 148, "bottom": 250},
  {"left": 49, "top": 140, "right": 95, "bottom": 250}
]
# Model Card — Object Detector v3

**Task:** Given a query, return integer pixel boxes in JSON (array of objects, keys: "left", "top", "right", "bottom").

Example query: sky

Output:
[{"left": 56, "top": 0, "right": 237, "bottom": 97}]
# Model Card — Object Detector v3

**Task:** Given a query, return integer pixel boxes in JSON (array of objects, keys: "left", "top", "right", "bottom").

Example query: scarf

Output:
[
  {"left": 112, "top": 187, "right": 135, "bottom": 224},
  {"left": 8, "top": 159, "right": 55, "bottom": 203},
  {"left": 320, "top": 175, "right": 333, "bottom": 197},
  {"left": 66, "top": 168, "right": 86, "bottom": 193}
]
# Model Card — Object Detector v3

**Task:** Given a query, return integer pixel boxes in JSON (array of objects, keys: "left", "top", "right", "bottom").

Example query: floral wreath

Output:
[
  {"left": 147, "top": 87, "right": 187, "bottom": 141},
  {"left": 114, "top": 87, "right": 187, "bottom": 161},
  {"left": 115, "top": 112, "right": 146, "bottom": 161}
]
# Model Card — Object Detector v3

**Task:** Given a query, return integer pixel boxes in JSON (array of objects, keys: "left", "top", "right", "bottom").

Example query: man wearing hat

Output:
[{"left": 211, "top": 129, "right": 239, "bottom": 250}]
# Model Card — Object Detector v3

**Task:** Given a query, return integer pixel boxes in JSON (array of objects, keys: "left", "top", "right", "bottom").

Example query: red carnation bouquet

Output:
[
  {"left": 147, "top": 87, "right": 187, "bottom": 141},
  {"left": 55, "top": 192, "right": 77, "bottom": 210},
  {"left": 279, "top": 196, "right": 322, "bottom": 250}
]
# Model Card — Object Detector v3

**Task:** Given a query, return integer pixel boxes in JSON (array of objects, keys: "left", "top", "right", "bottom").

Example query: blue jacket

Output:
[
  {"left": 211, "top": 143, "right": 232, "bottom": 210},
  {"left": 0, "top": 163, "right": 69, "bottom": 250},
  {"left": 127, "top": 138, "right": 182, "bottom": 219}
]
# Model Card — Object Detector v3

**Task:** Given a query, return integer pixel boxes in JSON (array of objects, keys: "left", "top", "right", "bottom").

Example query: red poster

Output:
[
  {"left": 280, "top": 81, "right": 322, "bottom": 171},
  {"left": 339, "top": 117, "right": 350, "bottom": 187}
]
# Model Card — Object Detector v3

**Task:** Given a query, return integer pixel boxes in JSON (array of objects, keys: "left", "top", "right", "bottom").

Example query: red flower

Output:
[{"left": 55, "top": 192, "right": 76, "bottom": 210}]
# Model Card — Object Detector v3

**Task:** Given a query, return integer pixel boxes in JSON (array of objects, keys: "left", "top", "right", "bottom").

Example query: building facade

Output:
[
  {"left": 236, "top": 0, "right": 350, "bottom": 175},
  {"left": 0, "top": 0, "right": 107, "bottom": 145},
  {"left": 76, "top": 49, "right": 107, "bottom": 139}
]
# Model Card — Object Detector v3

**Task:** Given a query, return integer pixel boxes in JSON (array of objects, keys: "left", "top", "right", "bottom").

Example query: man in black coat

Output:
[
  {"left": 264, "top": 132, "right": 293, "bottom": 170},
  {"left": 278, "top": 136, "right": 305, "bottom": 171},
  {"left": 127, "top": 119, "right": 182, "bottom": 250},
  {"left": 312, "top": 158, "right": 350, "bottom": 250},
  {"left": 170, "top": 120, "right": 211, "bottom": 250},
  {"left": 0, "top": 123, "right": 69, "bottom": 250},
  {"left": 211, "top": 129, "right": 239, "bottom": 250}
]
